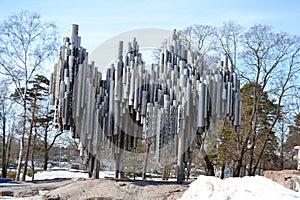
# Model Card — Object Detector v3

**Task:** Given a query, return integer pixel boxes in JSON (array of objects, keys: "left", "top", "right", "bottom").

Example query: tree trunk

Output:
[
  {"left": 186, "top": 155, "right": 193, "bottom": 181},
  {"left": 233, "top": 155, "right": 243, "bottom": 177},
  {"left": 162, "top": 165, "right": 171, "bottom": 180},
  {"left": 7, "top": 136, "right": 12, "bottom": 171},
  {"left": 22, "top": 123, "right": 33, "bottom": 181},
  {"left": 16, "top": 130, "right": 25, "bottom": 180},
  {"left": 251, "top": 131, "right": 271, "bottom": 176},
  {"left": 199, "top": 134, "right": 215, "bottom": 176},
  {"left": 1, "top": 112, "right": 7, "bottom": 178},
  {"left": 280, "top": 140, "right": 284, "bottom": 170},
  {"left": 142, "top": 143, "right": 150, "bottom": 180},
  {"left": 43, "top": 151, "right": 49, "bottom": 171},
  {"left": 248, "top": 137, "right": 256, "bottom": 176},
  {"left": 220, "top": 164, "right": 225, "bottom": 179},
  {"left": 31, "top": 155, "right": 34, "bottom": 181},
  {"left": 43, "top": 121, "right": 63, "bottom": 171},
  {"left": 16, "top": 100, "right": 27, "bottom": 181},
  {"left": 279, "top": 120, "right": 285, "bottom": 170},
  {"left": 204, "top": 154, "right": 215, "bottom": 176},
  {"left": 233, "top": 133, "right": 252, "bottom": 177},
  {"left": 43, "top": 125, "right": 49, "bottom": 170},
  {"left": 31, "top": 126, "right": 38, "bottom": 181},
  {"left": 22, "top": 92, "right": 37, "bottom": 181}
]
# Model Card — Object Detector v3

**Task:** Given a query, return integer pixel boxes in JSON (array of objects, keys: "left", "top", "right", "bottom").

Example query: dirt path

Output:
[{"left": 0, "top": 178, "right": 189, "bottom": 200}]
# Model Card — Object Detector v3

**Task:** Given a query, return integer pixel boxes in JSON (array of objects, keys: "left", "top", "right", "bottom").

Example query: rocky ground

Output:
[
  {"left": 263, "top": 170, "right": 300, "bottom": 192},
  {"left": 0, "top": 178, "right": 190, "bottom": 200}
]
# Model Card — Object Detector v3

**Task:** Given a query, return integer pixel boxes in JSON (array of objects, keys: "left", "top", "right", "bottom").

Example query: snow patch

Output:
[
  {"left": 180, "top": 175, "right": 300, "bottom": 200},
  {"left": 27, "top": 170, "right": 89, "bottom": 180}
]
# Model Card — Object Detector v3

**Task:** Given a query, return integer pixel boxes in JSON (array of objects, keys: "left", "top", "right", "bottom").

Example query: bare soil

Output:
[{"left": 0, "top": 178, "right": 189, "bottom": 200}]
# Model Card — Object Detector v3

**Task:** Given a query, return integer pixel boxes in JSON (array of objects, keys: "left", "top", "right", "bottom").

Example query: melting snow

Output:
[
  {"left": 180, "top": 175, "right": 300, "bottom": 200},
  {"left": 30, "top": 170, "right": 89, "bottom": 180}
]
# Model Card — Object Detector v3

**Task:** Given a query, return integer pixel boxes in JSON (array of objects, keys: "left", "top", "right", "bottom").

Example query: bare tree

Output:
[
  {"left": 234, "top": 25, "right": 300, "bottom": 176},
  {"left": 0, "top": 11, "right": 58, "bottom": 180},
  {"left": 0, "top": 82, "right": 11, "bottom": 178},
  {"left": 216, "top": 21, "right": 243, "bottom": 70},
  {"left": 180, "top": 22, "right": 300, "bottom": 177},
  {"left": 277, "top": 108, "right": 291, "bottom": 170},
  {"left": 0, "top": 79, "right": 19, "bottom": 177},
  {"left": 178, "top": 26, "right": 194, "bottom": 50},
  {"left": 179, "top": 25, "right": 217, "bottom": 55},
  {"left": 38, "top": 111, "right": 63, "bottom": 171},
  {"left": 192, "top": 25, "right": 217, "bottom": 56}
]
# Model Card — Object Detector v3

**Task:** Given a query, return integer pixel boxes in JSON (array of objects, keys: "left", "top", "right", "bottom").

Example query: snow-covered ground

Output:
[
  {"left": 31, "top": 170, "right": 173, "bottom": 181},
  {"left": 180, "top": 175, "right": 300, "bottom": 200},
  {"left": 24, "top": 169, "right": 119, "bottom": 181},
  {"left": 27, "top": 169, "right": 89, "bottom": 180}
]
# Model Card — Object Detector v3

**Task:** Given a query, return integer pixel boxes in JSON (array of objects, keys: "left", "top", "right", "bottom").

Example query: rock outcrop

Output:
[{"left": 264, "top": 170, "right": 300, "bottom": 192}]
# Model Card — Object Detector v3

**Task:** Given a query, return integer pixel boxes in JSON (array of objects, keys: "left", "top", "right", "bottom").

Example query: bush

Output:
[
  {"left": 1, "top": 169, "right": 44, "bottom": 180},
  {"left": 27, "top": 169, "right": 44, "bottom": 178},
  {"left": 6, "top": 171, "right": 17, "bottom": 179}
]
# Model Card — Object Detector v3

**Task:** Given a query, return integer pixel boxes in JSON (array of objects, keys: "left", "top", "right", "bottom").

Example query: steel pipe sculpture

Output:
[{"left": 50, "top": 24, "right": 242, "bottom": 183}]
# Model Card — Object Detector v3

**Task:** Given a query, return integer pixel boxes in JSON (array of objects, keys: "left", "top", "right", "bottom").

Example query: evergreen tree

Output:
[
  {"left": 214, "top": 82, "right": 280, "bottom": 176},
  {"left": 284, "top": 113, "right": 300, "bottom": 169}
]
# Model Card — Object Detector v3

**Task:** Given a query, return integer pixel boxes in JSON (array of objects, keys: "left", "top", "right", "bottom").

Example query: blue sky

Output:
[{"left": 1, "top": 0, "right": 300, "bottom": 51}]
